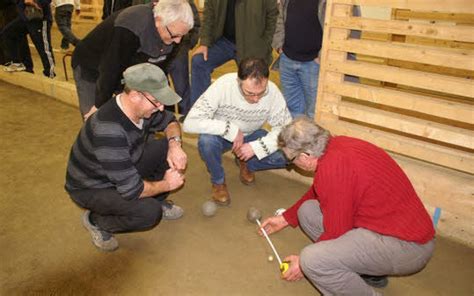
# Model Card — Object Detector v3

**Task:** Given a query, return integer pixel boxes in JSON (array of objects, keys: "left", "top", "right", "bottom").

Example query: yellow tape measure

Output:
[{"left": 280, "top": 262, "right": 289, "bottom": 274}]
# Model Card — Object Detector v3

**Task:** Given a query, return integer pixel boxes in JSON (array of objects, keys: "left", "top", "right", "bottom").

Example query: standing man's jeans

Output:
[
  {"left": 68, "top": 138, "right": 171, "bottom": 234},
  {"left": 168, "top": 51, "right": 191, "bottom": 115},
  {"left": 190, "top": 37, "right": 237, "bottom": 107},
  {"left": 198, "top": 129, "right": 288, "bottom": 185},
  {"left": 55, "top": 4, "right": 80, "bottom": 49},
  {"left": 297, "top": 200, "right": 435, "bottom": 296},
  {"left": 279, "top": 53, "right": 319, "bottom": 119}
]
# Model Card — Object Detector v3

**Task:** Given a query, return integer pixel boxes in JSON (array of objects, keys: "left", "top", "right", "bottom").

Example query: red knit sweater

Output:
[{"left": 283, "top": 136, "right": 435, "bottom": 244}]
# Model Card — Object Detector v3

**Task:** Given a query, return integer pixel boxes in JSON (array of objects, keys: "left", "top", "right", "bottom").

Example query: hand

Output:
[
  {"left": 314, "top": 57, "right": 320, "bottom": 64},
  {"left": 259, "top": 215, "right": 288, "bottom": 236},
  {"left": 232, "top": 129, "right": 244, "bottom": 152},
  {"left": 277, "top": 48, "right": 282, "bottom": 54},
  {"left": 25, "top": 0, "right": 41, "bottom": 9},
  {"left": 163, "top": 168, "right": 184, "bottom": 191},
  {"left": 167, "top": 141, "right": 187, "bottom": 170},
  {"left": 192, "top": 45, "right": 208, "bottom": 61},
  {"left": 281, "top": 255, "right": 304, "bottom": 282},
  {"left": 83, "top": 106, "right": 97, "bottom": 121},
  {"left": 234, "top": 143, "right": 255, "bottom": 161}
]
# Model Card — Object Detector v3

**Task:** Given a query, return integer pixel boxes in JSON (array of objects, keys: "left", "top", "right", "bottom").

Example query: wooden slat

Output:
[
  {"left": 332, "top": 0, "right": 474, "bottom": 14},
  {"left": 329, "top": 39, "right": 474, "bottom": 71},
  {"left": 326, "top": 59, "right": 474, "bottom": 98},
  {"left": 324, "top": 81, "right": 474, "bottom": 124},
  {"left": 321, "top": 120, "right": 474, "bottom": 174},
  {"left": 315, "top": 3, "right": 352, "bottom": 122},
  {"left": 330, "top": 16, "right": 474, "bottom": 43},
  {"left": 395, "top": 10, "right": 474, "bottom": 25},
  {"left": 336, "top": 101, "right": 474, "bottom": 149}
]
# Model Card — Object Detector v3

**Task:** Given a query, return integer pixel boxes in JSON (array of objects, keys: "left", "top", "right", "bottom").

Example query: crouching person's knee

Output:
[
  {"left": 129, "top": 199, "right": 163, "bottom": 231},
  {"left": 300, "top": 244, "right": 334, "bottom": 286}
]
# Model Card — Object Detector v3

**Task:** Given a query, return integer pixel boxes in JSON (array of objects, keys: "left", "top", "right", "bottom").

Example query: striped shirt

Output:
[{"left": 65, "top": 98, "right": 176, "bottom": 200}]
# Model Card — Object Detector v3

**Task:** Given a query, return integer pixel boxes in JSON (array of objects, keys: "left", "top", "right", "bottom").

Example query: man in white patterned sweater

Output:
[{"left": 183, "top": 58, "right": 292, "bottom": 205}]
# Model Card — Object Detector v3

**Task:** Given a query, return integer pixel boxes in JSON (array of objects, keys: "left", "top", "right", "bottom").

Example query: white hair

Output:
[
  {"left": 278, "top": 116, "right": 331, "bottom": 158},
  {"left": 153, "top": 0, "right": 194, "bottom": 29}
]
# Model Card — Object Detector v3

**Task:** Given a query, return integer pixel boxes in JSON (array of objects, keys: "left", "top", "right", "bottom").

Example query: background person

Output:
[
  {"left": 52, "top": 0, "right": 81, "bottom": 52},
  {"left": 272, "top": 0, "right": 325, "bottom": 119},
  {"left": 188, "top": 0, "right": 278, "bottom": 114}
]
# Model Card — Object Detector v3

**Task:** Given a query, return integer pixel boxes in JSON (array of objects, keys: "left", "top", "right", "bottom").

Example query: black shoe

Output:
[{"left": 360, "top": 275, "right": 388, "bottom": 288}]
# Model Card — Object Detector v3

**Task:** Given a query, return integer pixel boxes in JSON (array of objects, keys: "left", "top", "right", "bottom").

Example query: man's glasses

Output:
[
  {"left": 287, "top": 152, "right": 309, "bottom": 163},
  {"left": 165, "top": 25, "right": 183, "bottom": 39},
  {"left": 238, "top": 82, "right": 269, "bottom": 99},
  {"left": 138, "top": 91, "right": 160, "bottom": 108}
]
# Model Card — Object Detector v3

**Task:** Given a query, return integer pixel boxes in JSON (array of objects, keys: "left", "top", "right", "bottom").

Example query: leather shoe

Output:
[
  {"left": 238, "top": 159, "right": 255, "bottom": 185},
  {"left": 212, "top": 183, "right": 231, "bottom": 206}
]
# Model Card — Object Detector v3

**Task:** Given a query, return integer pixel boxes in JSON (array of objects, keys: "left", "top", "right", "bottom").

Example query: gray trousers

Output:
[
  {"left": 297, "top": 200, "right": 435, "bottom": 296},
  {"left": 73, "top": 65, "right": 96, "bottom": 118}
]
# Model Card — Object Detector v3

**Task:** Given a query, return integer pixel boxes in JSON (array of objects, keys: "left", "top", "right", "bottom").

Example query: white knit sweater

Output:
[{"left": 184, "top": 73, "right": 292, "bottom": 160}]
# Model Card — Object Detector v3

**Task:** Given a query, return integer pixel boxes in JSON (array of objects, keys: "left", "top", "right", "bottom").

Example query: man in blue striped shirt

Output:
[{"left": 65, "top": 63, "right": 187, "bottom": 252}]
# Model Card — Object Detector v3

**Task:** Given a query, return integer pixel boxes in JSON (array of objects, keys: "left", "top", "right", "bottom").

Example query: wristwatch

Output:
[{"left": 168, "top": 136, "right": 182, "bottom": 144}]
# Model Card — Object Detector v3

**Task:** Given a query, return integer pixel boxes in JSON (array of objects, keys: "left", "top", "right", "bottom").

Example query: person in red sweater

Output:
[{"left": 261, "top": 116, "right": 435, "bottom": 295}]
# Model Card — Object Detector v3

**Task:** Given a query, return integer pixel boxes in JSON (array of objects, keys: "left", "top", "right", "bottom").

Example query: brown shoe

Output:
[
  {"left": 212, "top": 183, "right": 231, "bottom": 206},
  {"left": 238, "top": 159, "right": 255, "bottom": 185}
]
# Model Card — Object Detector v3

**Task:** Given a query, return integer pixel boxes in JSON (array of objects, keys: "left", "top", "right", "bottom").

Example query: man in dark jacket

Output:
[
  {"left": 189, "top": 0, "right": 278, "bottom": 111},
  {"left": 72, "top": 0, "right": 193, "bottom": 120}
]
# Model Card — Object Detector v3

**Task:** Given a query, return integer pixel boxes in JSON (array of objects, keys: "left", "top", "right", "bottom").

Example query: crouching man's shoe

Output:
[
  {"left": 161, "top": 200, "right": 184, "bottom": 220},
  {"left": 82, "top": 210, "right": 119, "bottom": 252},
  {"left": 238, "top": 160, "right": 255, "bottom": 185},
  {"left": 212, "top": 183, "right": 231, "bottom": 206}
]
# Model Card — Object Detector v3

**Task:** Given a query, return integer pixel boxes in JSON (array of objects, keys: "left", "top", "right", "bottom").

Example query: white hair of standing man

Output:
[{"left": 153, "top": 0, "right": 194, "bottom": 29}]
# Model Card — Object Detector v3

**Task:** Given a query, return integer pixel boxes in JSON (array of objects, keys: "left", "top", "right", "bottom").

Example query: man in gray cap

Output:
[{"left": 65, "top": 63, "right": 187, "bottom": 252}]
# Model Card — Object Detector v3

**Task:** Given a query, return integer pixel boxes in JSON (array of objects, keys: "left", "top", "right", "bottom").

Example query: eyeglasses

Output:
[
  {"left": 287, "top": 152, "right": 309, "bottom": 163},
  {"left": 138, "top": 91, "right": 160, "bottom": 108},
  {"left": 165, "top": 25, "right": 183, "bottom": 39},
  {"left": 238, "top": 82, "right": 269, "bottom": 99}
]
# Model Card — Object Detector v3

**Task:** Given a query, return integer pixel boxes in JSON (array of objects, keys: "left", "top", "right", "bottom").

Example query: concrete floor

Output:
[{"left": 1, "top": 81, "right": 474, "bottom": 295}]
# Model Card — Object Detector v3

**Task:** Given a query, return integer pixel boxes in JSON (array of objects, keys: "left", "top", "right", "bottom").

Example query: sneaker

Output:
[
  {"left": 360, "top": 275, "right": 388, "bottom": 288},
  {"left": 3, "top": 62, "right": 26, "bottom": 72},
  {"left": 82, "top": 210, "right": 119, "bottom": 252},
  {"left": 161, "top": 200, "right": 184, "bottom": 220}
]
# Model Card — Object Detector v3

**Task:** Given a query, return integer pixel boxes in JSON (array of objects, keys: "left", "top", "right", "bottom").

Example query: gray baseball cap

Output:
[{"left": 123, "top": 63, "right": 181, "bottom": 106}]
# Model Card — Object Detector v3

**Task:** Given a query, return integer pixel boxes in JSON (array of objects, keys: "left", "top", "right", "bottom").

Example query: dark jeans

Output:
[
  {"left": 68, "top": 138, "right": 170, "bottom": 234},
  {"left": 168, "top": 51, "right": 191, "bottom": 115},
  {"left": 55, "top": 4, "right": 80, "bottom": 49},
  {"left": 2, "top": 16, "right": 55, "bottom": 77}
]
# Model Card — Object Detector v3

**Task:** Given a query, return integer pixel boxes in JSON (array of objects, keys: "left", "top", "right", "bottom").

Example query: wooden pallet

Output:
[{"left": 316, "top": 0, "right": 474, "bottom": 246}]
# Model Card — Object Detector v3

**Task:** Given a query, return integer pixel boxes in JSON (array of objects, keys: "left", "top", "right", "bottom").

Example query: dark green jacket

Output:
[{"left": 200, "top": 0, "right": 278, "bottom": 65}]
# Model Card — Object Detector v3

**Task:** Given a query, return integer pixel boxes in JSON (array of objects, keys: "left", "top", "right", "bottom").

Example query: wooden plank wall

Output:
[
  {"left": 317, "top": 0, "right": 473, "bottom": 174},
  {"left": 316, "top": 0, "right": 474, "bottom": 245}
]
